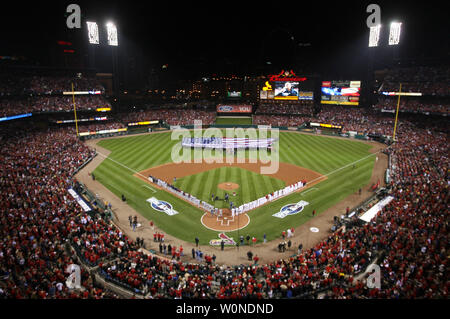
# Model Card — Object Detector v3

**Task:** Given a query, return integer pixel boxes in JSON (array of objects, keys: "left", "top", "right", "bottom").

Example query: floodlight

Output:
[
  {"left": 106, "top": 22, "right": 118, "bottom": 46},
  {"left": 86, "top": 21, "right": 99, "bottom": 44},
  {"left": 389, "top": 22, "right": 402, "bottom": 45},
  {"left": 368, "top": 25, "right": 381, "bottom": 47}
]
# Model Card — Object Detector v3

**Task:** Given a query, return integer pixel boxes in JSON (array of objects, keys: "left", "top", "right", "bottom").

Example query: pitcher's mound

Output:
[{"left": 218, "top": 182, "right": 239, "bottom": 191}]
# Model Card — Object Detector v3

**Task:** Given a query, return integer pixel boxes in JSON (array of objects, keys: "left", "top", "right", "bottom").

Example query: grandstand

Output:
[
  {"left": 0, "top": 64, "right": 448, "bottom": 300},
  {"left": 0, "top": 2, "right": 448, "bottom": 305}
]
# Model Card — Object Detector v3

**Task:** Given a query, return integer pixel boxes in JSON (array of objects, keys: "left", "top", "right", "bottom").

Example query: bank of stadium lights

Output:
[
  {"left": 389, "top": 22, "right": 402, "bottom": 45},
  {"left": 106, "top": 22, "right": 118, "bottom": 46},
  {"left": 368, "top": 21, "right": 402, "bottom": 47},
  {"left": 86, "top": 21, "right": 118, "bottom": 46},
  {"left": 368, "top": 24, "right": 381, "bottom": 47},
  {"left": 86, "top": 21, "right": 99, "bottom": 44}
]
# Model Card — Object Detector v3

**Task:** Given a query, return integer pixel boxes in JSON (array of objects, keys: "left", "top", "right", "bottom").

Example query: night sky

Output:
[{"left": 1, "top": 1, "right": 448, "bottom": 81}]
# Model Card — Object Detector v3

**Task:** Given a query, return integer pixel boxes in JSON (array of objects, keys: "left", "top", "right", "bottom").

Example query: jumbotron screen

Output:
[
  {"left": 260, "top": 83, "right": 313, "bottom": 101},
  {"left": 274, "top": 81, "right": 299, "bottom": 100},
  {"left": 321, "top": 80, "right": 361, "bottom": 106}
]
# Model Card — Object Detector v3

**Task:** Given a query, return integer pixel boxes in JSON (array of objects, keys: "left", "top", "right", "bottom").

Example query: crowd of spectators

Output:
[
  {"left": 117, "top": 108, "right": 216, "bottom": 126},
  {"left": 0, "top": 126, "right": 119, "bottom": 298},
  {"left": 69, "top": 212, "right": 138, "bottom": 267},
  {"left": 253, "top": 106, "right": 399, "bottom": 136},
  {"left": 378, "top": 66, "right": 450, "bottom": 96},
  {"left": 0, "top": 96, "right": 111, "bottom": 117},
  {"left": 253, "top": 114, "right": 312, "bottom": 127},
  {"left": 255, "top": 101, "right": 314, "bottom": 115},
  {"left": 0, "top": 66, "right": 448, "bottom": 299},
  {"left": 373, "top": 96, "right": 450, "bottom": 114},
  {"left": 253, "top": 104, "right": 436, "bottom": 137},
  {"left": 76, "top": 121, "right": 126, "bottom": 133},
  {"left": 0, "top": 73, "right": 105, "bottom": 96},
  {"left": 0, "top": 109, "right": 447, "bottom": 299},
  {"left": 29, "top": 76, "right": 105, "bottom": 95}
]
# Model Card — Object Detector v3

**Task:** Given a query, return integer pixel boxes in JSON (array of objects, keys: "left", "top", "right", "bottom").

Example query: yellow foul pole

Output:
[
  {"left": 72, "top": 82, "right": 79, "bottom": 137},
  {"left": 392, "top": 83, "right": 402, "bottom": 141}
]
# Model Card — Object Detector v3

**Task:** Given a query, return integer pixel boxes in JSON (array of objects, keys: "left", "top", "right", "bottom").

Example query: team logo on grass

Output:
[
  {"left": 147, "top": 197, "right": 179, "bottom": 216},
  {"left": 272, "top": 200, "right": 309, "bottom": 218},
  {"left": 209, "top": 233, "right": 236, "bottom": 246}
]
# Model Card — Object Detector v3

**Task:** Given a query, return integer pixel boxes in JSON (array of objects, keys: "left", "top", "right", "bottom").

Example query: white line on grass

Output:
[
  {"left": 141, "top": 185, "right": 157, "bottom": 193},
  {"left": 307, "top": 147, "right": 389, "bottom": 186},
  {"left": 300, "top": 187, "right": 319, "bottom": 195},
  {"left": 95, "top": 151, "right": 150, "bottom": 181}
]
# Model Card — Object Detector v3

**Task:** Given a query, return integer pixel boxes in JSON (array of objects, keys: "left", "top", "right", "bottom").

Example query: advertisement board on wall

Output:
[
  {"left": 217, "top": 104, "right": 252, "bottom": 113},
  {"left": 227, "top": 91, "right": 242, "bottom": 98}
]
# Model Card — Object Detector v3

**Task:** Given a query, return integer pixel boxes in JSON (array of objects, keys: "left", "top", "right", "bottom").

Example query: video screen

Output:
[
  {"left": 321, "top": 81, "right": 361, "bottom": 105},
  {"left": 227, "top": 91, "right": 242, "bottom": 98},
  {"left": 274, "top": 81, "right": 299, "bottom": 100}
]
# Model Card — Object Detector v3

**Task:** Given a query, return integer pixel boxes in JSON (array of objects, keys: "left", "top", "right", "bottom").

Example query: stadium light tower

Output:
[
  {"left": 389, "top": 22, "right": 402, "bottom": 45},
  {"left": 368, "top": 24, "right": 381, "bottom": 47},
  {"left": 106, "top": 22, "right": 118, "bottom": 46},
  {"left": 86, "top": 21, "right": 100, "bottom": 44}
]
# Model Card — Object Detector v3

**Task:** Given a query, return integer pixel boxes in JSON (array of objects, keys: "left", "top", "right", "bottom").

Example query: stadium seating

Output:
[
  {"left": 0, "top": 66, "right": 448, "bottom": 299},
  {"left": 378, "top": 66, "right": 450, "bottom": 96},
  {"left": 373, "top": 96, "right": 450, "bottom": 115},
  {"left": 117, "top": 108, "right": 216, "bottom": 126},
  {"left": 255, "top": 101, "right": 314, "bottom": 115},
  {"left": 0, "top": 96, "right": 112, "bottom": 117}
]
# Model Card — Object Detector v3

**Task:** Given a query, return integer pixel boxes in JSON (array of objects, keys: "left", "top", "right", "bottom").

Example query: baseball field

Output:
[{"left": 92, "top": 131, "right": 376, "bottom": 245}]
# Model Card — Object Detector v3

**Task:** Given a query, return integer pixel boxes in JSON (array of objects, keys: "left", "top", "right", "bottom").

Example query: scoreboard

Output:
[
  {"left": 321, "top": 80, "right": 361, "bottom": 106},
  {"left": 259, "top": 70, "right": 314, "bottom": 101}
]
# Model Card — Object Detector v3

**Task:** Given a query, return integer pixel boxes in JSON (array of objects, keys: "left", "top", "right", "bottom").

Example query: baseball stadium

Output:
[{"left": 0, "top": 1, "right": 448, "bottom": 305}]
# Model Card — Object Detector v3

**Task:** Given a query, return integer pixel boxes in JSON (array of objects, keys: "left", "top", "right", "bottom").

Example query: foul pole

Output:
[
  {"left": 72, "top": 82, "right": 79, "bottom": 137},
  {"left": 392, "top": 83, "right": 402, "bottom": 141}
]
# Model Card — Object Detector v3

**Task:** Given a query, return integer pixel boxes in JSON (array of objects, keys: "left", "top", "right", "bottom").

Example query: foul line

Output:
[
  {"left": 95, "top": 151, "right": 151, "bottom": 181},
  {"left": 306, "top": 147, "right": 389, "bottom": 186},
  {"left": 300, "top": 187, "right": 318, "bottom": 196},
  {"left": 142, "top": 185, "right": 157, "bottom": 193}
]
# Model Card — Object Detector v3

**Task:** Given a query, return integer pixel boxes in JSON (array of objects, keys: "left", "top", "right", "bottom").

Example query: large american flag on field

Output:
[{"left": 182, "top": 137, "right": 276, "bottom": 149}]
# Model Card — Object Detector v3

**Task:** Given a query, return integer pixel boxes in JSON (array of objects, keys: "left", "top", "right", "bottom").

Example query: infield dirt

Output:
[{"left": 136, "top": 160, "right": 324, "bottom": 186}]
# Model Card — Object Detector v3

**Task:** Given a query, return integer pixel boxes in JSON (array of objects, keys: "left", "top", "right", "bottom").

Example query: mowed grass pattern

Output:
[
  {"left": 215, "top": 117, "right": 253, "bottom": 125},
  {"left": 93, "top": 131, "right": 376, "bottom": 245},
  {"left": 174, "top": 166, "right": 285, "bottom": 209}
]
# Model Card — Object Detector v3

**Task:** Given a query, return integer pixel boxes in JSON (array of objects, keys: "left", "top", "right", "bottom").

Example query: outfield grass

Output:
[
  {"left": 93, "top": 131, "right": 375, "bottom": 245},
  {"left": 215, "top": 117, "right": 253, "bottom": 125}
]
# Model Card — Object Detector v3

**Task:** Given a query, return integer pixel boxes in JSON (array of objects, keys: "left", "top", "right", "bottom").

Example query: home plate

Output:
[{"left": 310, "top": 227, "right": 319, "bottom": 233}]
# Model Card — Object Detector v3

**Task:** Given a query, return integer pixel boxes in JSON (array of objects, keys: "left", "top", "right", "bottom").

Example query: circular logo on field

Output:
[
  {"left": 151, "top": 200, "right": 171, "bottom": 211},
  {"left": 146, "top": 197, "right": 179, "bottom": 216},
  {"left": 310, "top": 227, "right": 319, "bottom": 233},
  {"left": 272, "top": 200, "right": 309, "bottom": 219}
]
